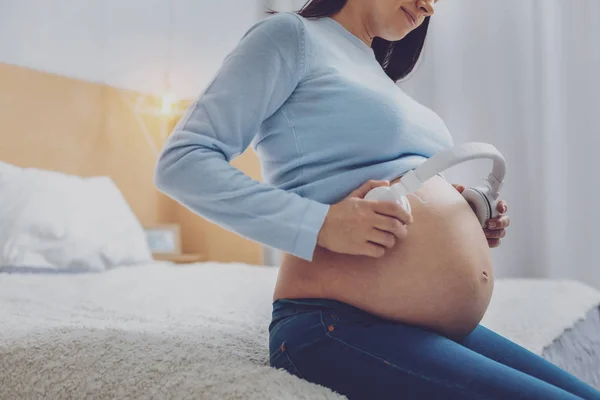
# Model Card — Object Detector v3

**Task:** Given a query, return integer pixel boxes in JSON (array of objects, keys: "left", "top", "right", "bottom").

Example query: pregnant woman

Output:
[{"left": 155, "top": 0, "right": 600, "bottom": 399}]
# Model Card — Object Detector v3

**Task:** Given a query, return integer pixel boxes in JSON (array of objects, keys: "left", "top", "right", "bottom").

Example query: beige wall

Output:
[{"left": 0, "top": 62, "right": 263, "bottom": 265}]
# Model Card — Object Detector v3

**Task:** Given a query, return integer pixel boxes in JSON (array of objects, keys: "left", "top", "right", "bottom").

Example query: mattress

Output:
[{"left": 0, "top": 263, "right": 599, "bottom": 399}]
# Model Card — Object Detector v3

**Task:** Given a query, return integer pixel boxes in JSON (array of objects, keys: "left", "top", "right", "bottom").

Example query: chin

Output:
[
  {"left": 382, "top": 22, "right": 413, "bottom": 41},
  {"left": 382, "top": 29, "right": 411, "bottom": 42}
]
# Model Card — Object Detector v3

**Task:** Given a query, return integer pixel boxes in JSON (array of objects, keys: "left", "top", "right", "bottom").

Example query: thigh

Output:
[
  {"left": 273, "top": 310, "right": 586, "bottom": 400},
  {"left": 459, "top": 325, "right": 600, "bottom": 400}
]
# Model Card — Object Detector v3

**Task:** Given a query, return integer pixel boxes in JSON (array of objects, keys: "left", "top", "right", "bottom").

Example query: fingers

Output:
[
  {"left": 452, "top": 184, "right": 466, "bottom": 193},
  {"left": 497, "top": 200, "right": 508, "bottom": 214},
  {"left": 368, "top": 229, "right": 397, "bottom": 249},
  {"left": 371, "top": 201, "right": 413, "bottom": 225},
  {"left": 363, "top": 242, "right": 386, "bottom": 258},
  {"left": 373, "top": 214, "right": 408, "bottom": 239},
  {"left": 486, "top": 205, "right": 509, "bottom": 247},
  {"left": 485, "top": 228, "right": 507, "bottom": 239},
  {"left": 351, "top": 180, "right": 390, "bottom": 199},
  {"left": 488, "top": 239, "right": 501, "bottom": 248},
  {"left": 487, "top": 215, "right": 510, "bottom": 229}
]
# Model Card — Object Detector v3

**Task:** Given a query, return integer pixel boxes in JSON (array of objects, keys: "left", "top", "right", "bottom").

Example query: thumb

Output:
[
  {"left": 350, "top": 180, "right": 390, "bottom": 199},
  {"left": 452, "top": 184, "right": 466, "bottom": 193}
]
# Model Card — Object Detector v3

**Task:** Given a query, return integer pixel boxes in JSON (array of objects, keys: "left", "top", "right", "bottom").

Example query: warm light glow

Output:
[{"left": 161, "top": 94, "right": 176, "bottom": 115}]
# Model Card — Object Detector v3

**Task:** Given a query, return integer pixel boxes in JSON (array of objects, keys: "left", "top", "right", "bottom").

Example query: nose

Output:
[{"left": 416, "top": 0, "right": 435, "bottom": 17}]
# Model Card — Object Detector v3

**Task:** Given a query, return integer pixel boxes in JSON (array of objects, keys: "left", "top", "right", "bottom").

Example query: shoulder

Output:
[
  {"left": 252, "top": 12, "right": 306, "bottom": 34},
  {"left": 244, "top": 12, "right": 308, "bottom": 48},
  {"left": 242, "top": 13, "right": 309, "bottom": 74}
]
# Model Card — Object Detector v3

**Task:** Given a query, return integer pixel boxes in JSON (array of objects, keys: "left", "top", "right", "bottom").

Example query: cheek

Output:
[
  {"left": 372, "top": 1, "right": 414, "bottom": 41},
  {"left": 373, "top": 1, "right": 401, "bottom": 24},
  {"left": 387, "top": 12, "right": 414, "bottom": 39}
]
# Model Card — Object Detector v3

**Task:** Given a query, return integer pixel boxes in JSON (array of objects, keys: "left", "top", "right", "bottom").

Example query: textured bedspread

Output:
[
  {"left": 0, "top": 263, "right": 599, "bottom": 399},
  {"left": 543, "top": 306, "right": 600, "bottom": 390}
]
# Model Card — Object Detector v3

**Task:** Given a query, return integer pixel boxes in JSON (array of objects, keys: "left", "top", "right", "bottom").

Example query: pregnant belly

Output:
[{"left": 274, "top": 175, "right": 495, "bottom": 341}]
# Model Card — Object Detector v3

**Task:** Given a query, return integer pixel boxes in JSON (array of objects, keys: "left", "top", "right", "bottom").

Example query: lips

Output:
[{"left": 401, "top": 7, "right": 417, "bottom": 26}]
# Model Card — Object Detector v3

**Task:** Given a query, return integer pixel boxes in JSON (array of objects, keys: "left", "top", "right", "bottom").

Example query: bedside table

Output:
[{"left": 152, "top": 254, "right": 207, "bottom": 264}]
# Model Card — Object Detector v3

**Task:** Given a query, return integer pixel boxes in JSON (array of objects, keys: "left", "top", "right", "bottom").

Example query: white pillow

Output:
[{"left": 0, "top": 161, "right": 153, "bottom": 271}]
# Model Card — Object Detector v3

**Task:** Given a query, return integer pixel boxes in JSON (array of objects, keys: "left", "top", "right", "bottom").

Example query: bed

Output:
[
  {"left": 1, "top": 162, "right": 599, "bottom": 399},
  {"left": 1, "top": 262, "right": 599, "bottom": 400}
]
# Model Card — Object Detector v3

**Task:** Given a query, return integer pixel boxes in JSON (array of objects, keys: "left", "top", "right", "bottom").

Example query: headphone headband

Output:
[{"left": 392, "top": 142, "right": 506, "bottom": 199}]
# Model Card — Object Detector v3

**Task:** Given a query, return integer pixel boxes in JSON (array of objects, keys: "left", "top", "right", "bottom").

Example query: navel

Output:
[{"left": 481, "top": 270, "right": 490, "bottom": 282}]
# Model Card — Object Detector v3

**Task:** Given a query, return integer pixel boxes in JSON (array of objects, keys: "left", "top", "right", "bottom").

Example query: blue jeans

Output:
[{"left": 269, "top": 298, "right": 600, "bottom": 400}]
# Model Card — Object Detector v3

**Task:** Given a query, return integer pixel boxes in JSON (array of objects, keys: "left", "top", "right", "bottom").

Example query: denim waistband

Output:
[{"left": 272, "top": 298, "right": 385, "bottom": 324}]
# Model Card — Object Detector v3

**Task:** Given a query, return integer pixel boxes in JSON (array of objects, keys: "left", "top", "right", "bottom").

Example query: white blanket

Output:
[{"left": 1, "top": 262, "right": 599, "bottom": 400}]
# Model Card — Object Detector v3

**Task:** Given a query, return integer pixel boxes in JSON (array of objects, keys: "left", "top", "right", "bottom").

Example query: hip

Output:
[{"left": 269, "top": 298, "right": 599, "bottom": 400}]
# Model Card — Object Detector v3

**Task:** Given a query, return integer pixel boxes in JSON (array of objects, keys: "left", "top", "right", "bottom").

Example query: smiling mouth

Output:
[{"left": 401, "top": 7, "right": 417, "bottom": 26}]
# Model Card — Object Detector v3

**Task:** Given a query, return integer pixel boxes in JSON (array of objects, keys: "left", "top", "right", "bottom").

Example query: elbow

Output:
[
  {"left": 153, "top": 142, "right": 213, "bottom": 199},
  {"left": 153, "top": 132, "right": 228, "bottom": 200}
]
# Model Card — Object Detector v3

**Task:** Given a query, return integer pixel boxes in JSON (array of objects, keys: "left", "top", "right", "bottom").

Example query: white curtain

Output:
[
  {"left": 261, "top": 0, "right": 600, "bottom": 290},
  {"left": 401, "top": 0, "right": 600, "bottom": 289}
]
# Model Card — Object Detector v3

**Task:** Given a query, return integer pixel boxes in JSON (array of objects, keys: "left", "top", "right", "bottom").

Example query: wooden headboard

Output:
[{"left": 0, "top": 62, "right": 263, "bottom": 265}]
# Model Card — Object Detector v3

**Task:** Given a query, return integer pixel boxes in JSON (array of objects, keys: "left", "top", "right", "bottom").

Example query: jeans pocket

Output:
[{"left": 270, "top": 341, "right": 304, "bottom": 379}]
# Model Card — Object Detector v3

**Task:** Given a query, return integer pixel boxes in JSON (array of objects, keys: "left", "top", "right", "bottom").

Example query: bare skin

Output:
[
  {"left": 275, "top": 175, "right": 508, "bottom": 341},
  {"left": 273, "top": 0, "right": 511, "bottom": 341}
]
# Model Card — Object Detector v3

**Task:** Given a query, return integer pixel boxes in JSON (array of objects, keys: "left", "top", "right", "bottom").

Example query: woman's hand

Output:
[
  {"left": 452, "top": 184, "right": 510, "bottom": 248},
  {"left": 317, "top": 180, "right": 413, "bottom": 258}
]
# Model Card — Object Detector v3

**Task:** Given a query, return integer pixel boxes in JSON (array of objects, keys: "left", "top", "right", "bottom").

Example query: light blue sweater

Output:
[{"left": 154, "top": 12, "right": 454, "bottom": 262}]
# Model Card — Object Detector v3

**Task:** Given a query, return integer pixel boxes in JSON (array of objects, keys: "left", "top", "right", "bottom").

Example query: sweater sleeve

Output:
[{"left": 154, "top": 13, "right": 330, "bottom": 261}]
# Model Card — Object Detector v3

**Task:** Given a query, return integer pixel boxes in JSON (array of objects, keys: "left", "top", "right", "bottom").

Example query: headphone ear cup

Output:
[
  {"left": 398, "top": 195, "right": 412, "bottom": 215},
  {"left": 364, "top": 187, "right": 412, "bottom": 214},
  {"left": 461, "top": 187, "right": 492, "bottom": 228}
]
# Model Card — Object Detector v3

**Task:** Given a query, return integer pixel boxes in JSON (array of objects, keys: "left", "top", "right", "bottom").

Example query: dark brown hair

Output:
[{"left": 271, "top": 0, "right": 430, "bottom": 82}]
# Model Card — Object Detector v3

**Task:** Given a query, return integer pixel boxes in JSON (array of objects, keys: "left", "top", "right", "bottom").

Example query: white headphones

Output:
[{"left": 364, "top": 142, "right": 506, "bottom": 228}]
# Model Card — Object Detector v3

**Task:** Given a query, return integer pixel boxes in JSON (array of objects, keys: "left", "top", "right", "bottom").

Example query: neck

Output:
[{"left": 332, "top": 3, "right": 375, "bottom": 47}]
